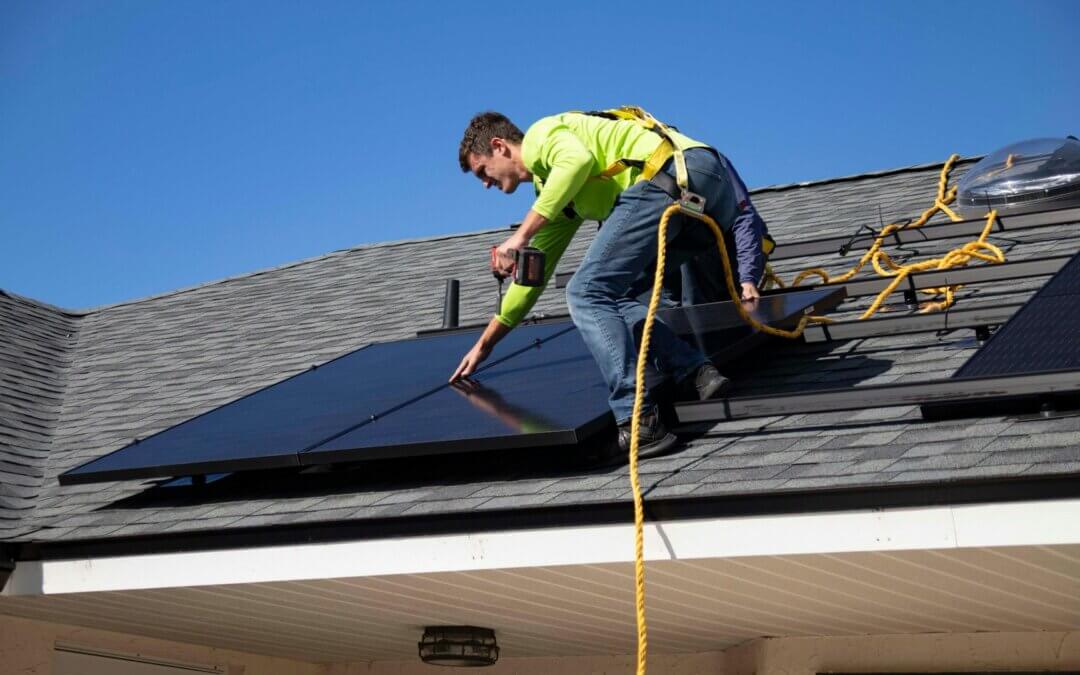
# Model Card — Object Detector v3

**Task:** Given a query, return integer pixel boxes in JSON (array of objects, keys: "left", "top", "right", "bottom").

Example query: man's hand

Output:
[
  {"left": 740, "top": 281, "right": 761, "bottom": 302},
  {"left": 450, "top": 339, "right": 492, "bottom": 383},
  {"left": 493, "top": 234, "right": 527, "bottom": 278}
]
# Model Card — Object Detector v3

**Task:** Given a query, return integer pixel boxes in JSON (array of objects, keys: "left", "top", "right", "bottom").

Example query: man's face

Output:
[{"left": 467, "top": 139, "right": 524, "bottom": 194}]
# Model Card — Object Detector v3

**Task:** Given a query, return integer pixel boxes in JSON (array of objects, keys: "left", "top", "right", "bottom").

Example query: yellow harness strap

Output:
[{"left": 581, "top": 106, "right": 691, "bottom": 191}]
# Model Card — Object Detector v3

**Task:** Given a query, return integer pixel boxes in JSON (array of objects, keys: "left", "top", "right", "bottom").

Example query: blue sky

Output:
[{"left": 2, "top": 0, "right": 1078, "bottom": 308}]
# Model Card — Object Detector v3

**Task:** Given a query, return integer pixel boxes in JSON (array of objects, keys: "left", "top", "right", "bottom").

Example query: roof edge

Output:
[
  {"left": 7, "top": 495, "right": 1079, "bottom": 595},
  {"left": 70, "top": 225, "right": 517, "bottom": 315},
  {"left": 750, "top": 155, "right": 981, "bottom": 196},
  {"left": 11, "top": 472, "right": 1079, "bottom": 561},
  {"left": 0, "top": 288, "right": 87, "bottom": 318}
]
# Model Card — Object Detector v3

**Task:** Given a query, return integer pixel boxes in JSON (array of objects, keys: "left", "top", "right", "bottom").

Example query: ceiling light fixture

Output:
[{"left": 418, "top": 626, "right": 499, "bottom": 667}]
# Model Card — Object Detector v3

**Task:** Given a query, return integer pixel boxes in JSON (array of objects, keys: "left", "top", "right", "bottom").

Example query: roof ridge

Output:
[
  {"left": 12, "top": 155, "right": 982, "bottom": 315},
  {"left": 52, "top": 226, "right": 516, "bottom": 315},
  {"left": 0, "top": 288, "right": 87, "bottom": 318},
  {"left": 750, "top": 155, "right": 980, "bottom": 195}
]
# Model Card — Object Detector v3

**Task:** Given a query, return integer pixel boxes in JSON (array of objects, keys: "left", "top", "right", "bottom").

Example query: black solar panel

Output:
[
  {"left": 60, "top": 288, "right": 844, "bottom": 484},
  {"left": 301, "top": 327, "right": 611, "bottom": 464},
  {"left": 952, "top": 251, "right": 1080, "bottom": 377},
  {"left": 921, "top": 251, "right": 1080, "bottom": 419},
  {"left": 59, "top": 323, "right": 574, "bottom": 484}
]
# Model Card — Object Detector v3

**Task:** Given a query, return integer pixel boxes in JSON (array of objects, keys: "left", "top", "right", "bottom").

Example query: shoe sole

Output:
[
  {"left": 637, "top": 432, "right": 678, "bottom": 460},
  {"left": 698, "top": 376, "right": 731, "bottom": 401}
]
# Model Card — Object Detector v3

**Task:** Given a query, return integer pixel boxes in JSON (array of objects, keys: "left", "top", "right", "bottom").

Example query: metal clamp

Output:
[{"left": 678, "top": 191, "right": 706, "bottom": 215}]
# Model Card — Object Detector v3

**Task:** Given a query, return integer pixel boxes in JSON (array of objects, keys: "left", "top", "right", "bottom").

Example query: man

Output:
[{"left": 450, "top": 110, "right": 767, "bottom": 457}]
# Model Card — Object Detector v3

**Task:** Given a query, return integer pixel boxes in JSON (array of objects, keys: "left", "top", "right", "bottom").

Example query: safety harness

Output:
[
  {"left": 580, "top": 106, "right": 777, "bottom": 259},
  {"left": 582, "top": 106, "right": 702, "bottom": 212}
]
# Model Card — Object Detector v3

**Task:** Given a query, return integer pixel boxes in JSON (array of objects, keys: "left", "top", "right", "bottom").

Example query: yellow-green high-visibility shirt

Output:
[
  {"left": 494, "top": 112, "right": 707, "bottom": 328},
  {"left": 523, "top": 112, "right": 708, "bottom": 221}
]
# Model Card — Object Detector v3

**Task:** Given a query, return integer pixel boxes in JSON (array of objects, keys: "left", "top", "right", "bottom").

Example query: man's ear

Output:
[{"left": 490, "top": 137, "right": 509, "bottom": 157}]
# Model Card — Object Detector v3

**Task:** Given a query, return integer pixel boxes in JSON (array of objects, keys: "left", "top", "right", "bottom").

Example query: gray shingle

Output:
[
  {"left": 4, "top": 156, "right": 1080, "bottom": 544},
  {"left": 0, "top": 290, "right": 81, "bottom": 534}
]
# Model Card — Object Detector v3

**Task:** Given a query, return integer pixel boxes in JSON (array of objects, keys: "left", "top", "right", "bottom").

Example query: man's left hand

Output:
[{"left": 740, "top": 281, "right": 761, "bottom": 302}]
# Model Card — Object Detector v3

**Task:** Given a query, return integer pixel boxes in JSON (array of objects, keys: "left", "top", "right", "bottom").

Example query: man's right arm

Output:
[
  {"left": 450, "top": 316, "right": 512, "bottom": 382},
  {"left": 449, "top": 211, "right": 583, "bottom": 382}
]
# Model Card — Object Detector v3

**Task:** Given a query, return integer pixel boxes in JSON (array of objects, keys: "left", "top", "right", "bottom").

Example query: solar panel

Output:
[
  {"left": 951, "top": 251, "right": 1080, "bottom": 377},
  {"left": 59, "top": 323, "right": 573, "bottom": 484},
  {"left": 921, "top": 251, "right": 1080, "bottom": 419},
  {"left": 301, "top": 326, "right": 611, "bottom": 464},
  {"left": 659, "top": 288, "right": 844, "bottom": 362},
  {"left": 304, "top": 288, "right": 845, "bottom": 465},
  {"left": 60, "top": 287, "right": 844, "bottom": 484}
]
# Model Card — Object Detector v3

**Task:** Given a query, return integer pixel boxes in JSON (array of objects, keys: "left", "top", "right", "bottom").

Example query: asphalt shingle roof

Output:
[
  {"left": 0, "top": 291, "right": 79, "bottom": 535},
  {"left": 3, "top": 156, "right": 1080, "bottom": 546}
]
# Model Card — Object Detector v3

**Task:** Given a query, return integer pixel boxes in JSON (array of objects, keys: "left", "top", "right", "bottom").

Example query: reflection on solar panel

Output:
[
  {"left": 60, "top": 288, "right": 843, "bottom": 485},
  {"left": 301, "top": 327, "right": 611, "bottom": 464}
]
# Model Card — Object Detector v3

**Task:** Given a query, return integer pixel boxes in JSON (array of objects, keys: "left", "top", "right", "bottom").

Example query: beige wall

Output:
[
  {"left": 0, "top": 614, "right": 322, "bottom": 675},
  {"left": 346, "top": 632, "right": 1080, "bottom": 675},
  {"left": 755, "top": 632, "right": 1080, "bottom": 675},
  {"left": 3, "top": 613, "right": 1077, "bottom": 675},
  {"left": 322, "top": 651, "right": 727, "bottom": 675}
]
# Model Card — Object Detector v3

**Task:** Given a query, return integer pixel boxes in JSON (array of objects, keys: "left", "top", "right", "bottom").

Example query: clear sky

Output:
[{"left": 2, "top": 0, "right": 1078, "bottom": 309}]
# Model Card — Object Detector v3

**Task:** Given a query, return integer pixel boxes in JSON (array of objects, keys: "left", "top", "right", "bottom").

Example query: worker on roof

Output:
[{"left": 450, "top": 110, "right": 769, "bottom": 457}]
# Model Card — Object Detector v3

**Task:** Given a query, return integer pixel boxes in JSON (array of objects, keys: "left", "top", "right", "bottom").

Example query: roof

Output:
[
  {"left": 3, "top": 156, "right": 1079, "bottom": 550},
  {"left": 0, "top": 291, "right": 78, "bottom": 535}
]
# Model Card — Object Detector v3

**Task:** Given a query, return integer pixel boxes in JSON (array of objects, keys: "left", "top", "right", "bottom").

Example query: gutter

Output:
[
  {"left": 4, "top": 491, "right": 1080, "bottom": 597},
  {"left": 12, "top": 473, "right": 1080, "bottom": 563},
  {"left": 6, "top": 477, "right": 1080, "bottom": 596}
]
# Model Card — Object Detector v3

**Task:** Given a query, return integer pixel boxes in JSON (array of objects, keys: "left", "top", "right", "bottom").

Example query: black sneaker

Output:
[
  {"left": 678, "top": 363, "right": 731, "bottom": 401},
  {"left": 617, "top": 409, "right": 677, "bottom": 459}
]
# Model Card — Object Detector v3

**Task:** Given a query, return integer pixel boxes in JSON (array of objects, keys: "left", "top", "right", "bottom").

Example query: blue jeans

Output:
[{"left": 566, "top": 148, "right": 740, "bottom": 423}]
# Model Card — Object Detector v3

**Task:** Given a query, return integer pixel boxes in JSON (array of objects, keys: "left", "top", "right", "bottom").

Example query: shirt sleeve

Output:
[
  {"left": 724, "top": 157, "right": 768, "bottom": 285},
  {"left": 495, "top": 213, "right": 584, "bottom": 328},
  {"left": 731, "top": 206, "right": 766, "bottom": 285},
  {"left": 529, "top": 126, "right": 594, "bottom": 221}
]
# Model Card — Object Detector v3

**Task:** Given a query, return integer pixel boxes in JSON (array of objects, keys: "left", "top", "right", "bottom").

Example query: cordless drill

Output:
[{"left": 491, "top": 246, "right": 546, "bottom": 313}]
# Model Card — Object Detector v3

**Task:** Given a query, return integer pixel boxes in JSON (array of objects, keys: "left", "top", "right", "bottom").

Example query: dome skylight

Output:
[{"left": 956, "top": 137, "right": 1080, "bottom": 216}]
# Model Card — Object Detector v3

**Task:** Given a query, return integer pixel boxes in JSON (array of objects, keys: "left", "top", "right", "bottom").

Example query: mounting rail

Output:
[
  {"left": 674, "top": 370, "right": 1080, "bottom": 423},
  {"left": 555, "top": 204, "right": 1080, "bottom": 288},
  {"left": 802, "top": 303, "right": 1023, "bottom": 343}
]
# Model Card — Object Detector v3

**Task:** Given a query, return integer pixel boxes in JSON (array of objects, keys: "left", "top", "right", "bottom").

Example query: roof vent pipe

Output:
[{"left": 442, "top": 279, "right": 460, "bottom": 329}]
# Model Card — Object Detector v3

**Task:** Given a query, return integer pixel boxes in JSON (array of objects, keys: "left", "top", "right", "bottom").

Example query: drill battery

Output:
[{"left": 490, "top": 246, "right": 546, "bottom": 287}]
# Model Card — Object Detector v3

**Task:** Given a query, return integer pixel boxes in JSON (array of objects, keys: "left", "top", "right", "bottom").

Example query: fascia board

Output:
[{"left": 5, "top": 498, "right": 1079, "bottom": 596}]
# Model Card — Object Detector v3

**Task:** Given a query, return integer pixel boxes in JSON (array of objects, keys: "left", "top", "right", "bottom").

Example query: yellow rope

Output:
[
  {"left": 785, "top": 155, "right": 1005, "bottom": 317},
  {"left": 630, "top": 154, "right": 1003, "bottom": 674},
  {"left": 629, "top": 203, "right": 831, "bottom": 675}
]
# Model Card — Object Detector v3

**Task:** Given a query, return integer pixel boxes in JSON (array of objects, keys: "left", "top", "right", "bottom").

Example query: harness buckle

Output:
[{"left": 678, "top": 191, "right": 706, "bottom": 215}]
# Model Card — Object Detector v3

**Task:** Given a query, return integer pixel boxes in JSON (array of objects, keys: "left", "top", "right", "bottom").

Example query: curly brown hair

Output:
[{"left": 458, "top": 112, "right": 524, "bottom": 172}]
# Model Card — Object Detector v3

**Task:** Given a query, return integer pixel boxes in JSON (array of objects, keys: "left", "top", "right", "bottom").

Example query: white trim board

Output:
[{"left": 7, "top": 498, "right": 1080, "bottom": 596}]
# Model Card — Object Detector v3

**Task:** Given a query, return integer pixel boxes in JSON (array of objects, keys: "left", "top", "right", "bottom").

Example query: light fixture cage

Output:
[{"left": 418, "top": 626, "right": 500, "bottom": 667}]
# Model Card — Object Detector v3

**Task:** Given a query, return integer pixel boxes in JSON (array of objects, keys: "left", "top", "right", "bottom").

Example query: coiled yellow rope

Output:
[
  {"left": 629, "top": 155, "right": 1003, "bottom": 674},
  {"left": 778, "top": 155, "right": 1005, "bottom": 317}
]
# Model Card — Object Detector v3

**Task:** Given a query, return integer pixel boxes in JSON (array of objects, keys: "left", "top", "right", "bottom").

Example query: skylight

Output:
[{"left": 957, "top": 137, "right": 1080, "bottom": 216}]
